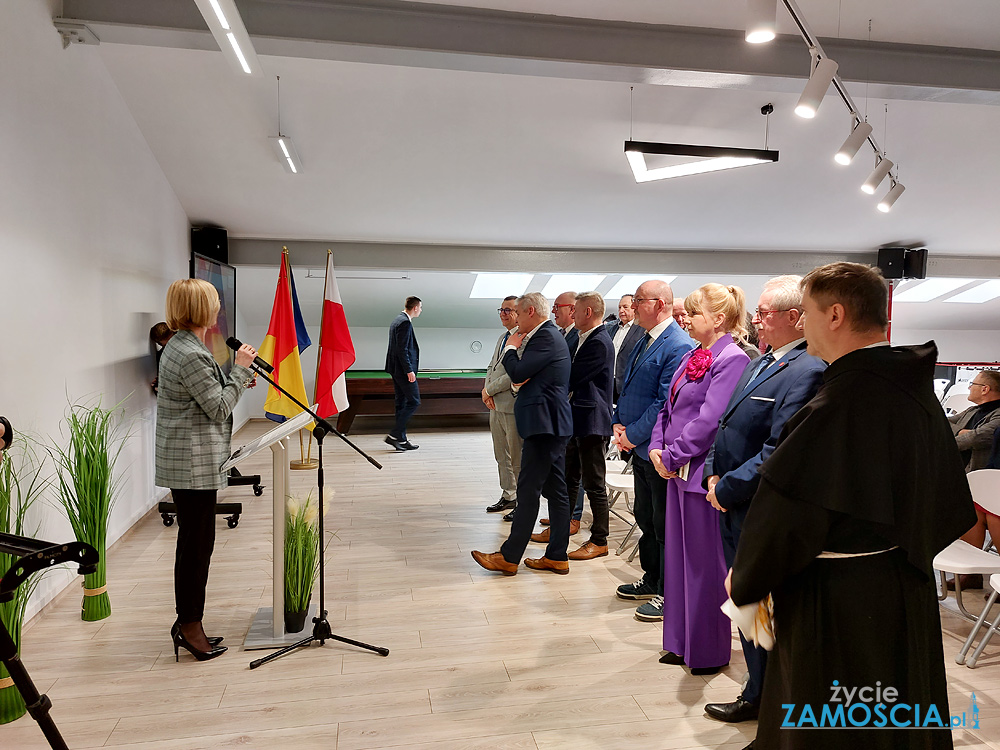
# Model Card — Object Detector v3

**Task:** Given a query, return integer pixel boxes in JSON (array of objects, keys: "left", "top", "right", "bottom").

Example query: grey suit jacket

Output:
[
  {"left": 483, "top": 328, "right": 517, "bottom": 413},
  {"left": 950, "top": 402, "right": 1000, "bottom": 471},
  {"left": 155, "top": 329, "right": 251, "bottom": 490}
]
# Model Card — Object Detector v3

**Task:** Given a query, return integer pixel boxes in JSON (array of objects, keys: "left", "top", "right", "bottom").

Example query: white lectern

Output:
[{"left": 222, "top": 408, "right": 319, "bottom": 647}]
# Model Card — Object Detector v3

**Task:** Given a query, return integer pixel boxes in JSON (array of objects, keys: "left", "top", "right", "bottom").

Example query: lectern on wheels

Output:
[
  {"left": 0, "top": 532, "right": 99, "bottom": 750},
  {"left": 221, "top": 409, "right": 320, "bottom": 645}
]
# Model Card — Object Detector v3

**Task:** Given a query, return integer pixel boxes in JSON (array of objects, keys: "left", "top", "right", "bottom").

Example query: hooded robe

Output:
[{"left": 731, "top": 342, "right": 976, "bottom": 750}]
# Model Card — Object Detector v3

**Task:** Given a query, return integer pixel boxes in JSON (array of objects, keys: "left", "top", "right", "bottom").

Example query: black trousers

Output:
[
  {"left": 501, "top": 434, "right": 571, "bottom": 564},
  {"left": 721, "top": 508, "right": 768, "bottom": 705},
  {"left": 631, "top": 454, "right": 667, "bottom": 595},
  {"left": 565, "top": 435, "right": 611, "bottom": 546},
  {"left": 390, "top": 372, "right": 421, "bottom": 440},
  {"left": 172, "top": 488, "right": 217, "bottom": 624}
]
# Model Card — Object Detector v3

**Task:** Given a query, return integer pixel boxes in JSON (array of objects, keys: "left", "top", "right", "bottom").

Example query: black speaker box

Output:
[
  {"left": 191, "top": 227, "right": 228, "bottom": 264},
  {"left": 904, "top": 248, "right": 928, "bottom": 279},
  {"left": 877, "top": 247, "right": 906, "bottom": 279}
]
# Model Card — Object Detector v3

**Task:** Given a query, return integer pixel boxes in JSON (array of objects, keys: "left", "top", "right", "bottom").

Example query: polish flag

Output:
[{"left": 314, "top": 251, "right": 356, "bottom": 418}]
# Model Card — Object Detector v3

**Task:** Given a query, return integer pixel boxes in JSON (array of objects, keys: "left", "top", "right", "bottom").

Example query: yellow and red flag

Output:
[
  {"left": 258, "top": 249, "right": 310, "bottom": 422},
  {"left": 314, "top": 251, "right": 356, "bottom": 418}
]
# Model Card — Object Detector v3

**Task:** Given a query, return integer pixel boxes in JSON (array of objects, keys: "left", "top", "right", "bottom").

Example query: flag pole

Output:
[
  {"left": 303, "top": 250, "right": 333, "bottom": 468},
  {"left": 286, "top": 247, "right": 318, "bottom": 470}
]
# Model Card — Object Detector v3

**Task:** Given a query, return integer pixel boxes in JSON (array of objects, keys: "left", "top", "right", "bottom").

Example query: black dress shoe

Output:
[
  {"left": 503, "top": 508, "right": 516, "bottom": 521},
  {"left": 659, "top": 651, "right": 685, "bottom": 665},
  {"left": 691, "top": 664, "right": 727, "bottom": 676},
  {"left": 705, "top": 696, "right": 759, "bottom": 723},
  {"left": 399, "top": 440, "right": 419, "bottom": 450},
  {"left": 486, "top": 498, "right": 516, "bottom": 513},
  {"left": 384, "top": 435, "right": 406, "bottom": 452}
]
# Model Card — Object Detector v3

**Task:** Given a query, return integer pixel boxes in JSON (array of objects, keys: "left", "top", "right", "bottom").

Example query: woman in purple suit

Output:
[{"left": 649, "top": 284, "right": 751, "bottom": 674}]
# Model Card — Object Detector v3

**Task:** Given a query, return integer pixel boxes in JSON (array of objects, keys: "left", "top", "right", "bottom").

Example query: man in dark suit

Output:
[
  {"left": 605, "top": 295, "right": 645, "bottom": 403},
  {"left": 701, "top": 275, "right": 825, "bottom": 726},
  {"left": 612, "top": 280, "right": 694, "bottom": 620},
  {"left": 472, "top": 292, "right": 574, "bottom": 575},
  {"left": 384, "top": 296, "right": 421, "bottom": 451},
  {"left": 552, "top": 291, "right": 580, "bottom": 355},
  {"left": 564, "top": 292, "right": 615, "bottom": 560}
]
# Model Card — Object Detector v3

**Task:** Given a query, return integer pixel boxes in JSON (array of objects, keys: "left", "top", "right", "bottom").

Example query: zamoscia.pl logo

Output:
[{"left": 781, "top": 682, "right": 980, "bottom": 730}]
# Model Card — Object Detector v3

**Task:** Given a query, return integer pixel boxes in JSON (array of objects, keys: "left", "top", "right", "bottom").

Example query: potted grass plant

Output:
[
  {"left": 283, "top": 490, "right": 326, "bottom": 633},
  {"left": 0, "top": 436, "right": 48, "bottom": 724},
  {"left": 50, "top": 399, "right": 129, "bottom": 622}
]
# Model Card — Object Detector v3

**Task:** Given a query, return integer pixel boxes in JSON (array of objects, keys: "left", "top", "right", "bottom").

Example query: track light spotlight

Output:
[
  {"left": 861, "top": 156, "right": 893, "bottom": 194},
  {"left": 834, "top": 120, "right": 873, "bottom": 165},
  {"left": 877, "top": 180, "right": 905, "bottom": 212},
  {"left": 745, "top": 0, "right": 777, "bottom": 43},
  {"left": 795, "top": 56, "right": 838, "bottom": 119}
]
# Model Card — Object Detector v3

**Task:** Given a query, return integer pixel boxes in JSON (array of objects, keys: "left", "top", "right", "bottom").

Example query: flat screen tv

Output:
[{"left": 191, "top": 252, "right": 236, "bottom": 375}]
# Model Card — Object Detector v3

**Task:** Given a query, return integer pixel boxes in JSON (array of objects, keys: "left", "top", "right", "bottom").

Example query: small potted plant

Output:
[
  {"left": 283, "top": 490, "right": 325, "bottom": 633},
  {"left": 0, "top": 436, "right": 48, "bottom": 724},
  {"left": 50, "top": 399, "right": 129, "bottom": 622}
]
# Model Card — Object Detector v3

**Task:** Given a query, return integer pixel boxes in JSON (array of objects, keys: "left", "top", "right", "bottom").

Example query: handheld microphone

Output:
[{"left": 226, "top": 337, "right": 275, "bottom": 374}]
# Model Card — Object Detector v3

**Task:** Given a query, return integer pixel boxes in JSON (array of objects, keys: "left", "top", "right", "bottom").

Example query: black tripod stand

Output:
[
  {"left": 0, "top": 532, "right": 99, "bottom": 749},
  {"left": 241, "top": 361, "right": 389, "bottom": 669}
]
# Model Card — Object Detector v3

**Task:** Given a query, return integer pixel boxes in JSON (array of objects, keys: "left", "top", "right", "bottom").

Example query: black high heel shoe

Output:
[
  {"left": 171, "top": 621, "right": 224, "bottom": 647},
  {"left": 171, "top": 624, "right": 227, "bottom": 662}
]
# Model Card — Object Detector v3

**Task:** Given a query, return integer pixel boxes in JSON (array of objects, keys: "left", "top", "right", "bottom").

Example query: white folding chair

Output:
[
  {"left": 933, "top": 470, "right": 1000, "bottom": 620},
  {"left": 934, "top": 378, "right": 951, "bottom": 402},
  {"left": 943, "top": 392, "right": 975, "bottom": 415},
  {"left": 603, "top": 451, "right": 639, "bottom": 559},
  {"left": 957, "top": 574, "right": 1000, "bottom": 668}
]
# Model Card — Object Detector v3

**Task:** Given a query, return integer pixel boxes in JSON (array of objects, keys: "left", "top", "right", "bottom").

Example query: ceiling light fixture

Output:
[
  {"left": 877, "top": 179, "right": 905, "bottom": 212},
  {"left": 469, "top": 273, "right": 534, "bottom": 299},
  {"left": 192, "top": 0, "right": 261, "bottom": 76},
  {"left": 540, "top": 274, "right": 608, "bottom": 298},
  {"left": 269, "top": 77, "right": 302, "bottom": 174},
  {"left": 745, "top": 0, "right": 777, "bottom": 43},
  {"left": 834, "top": 118, "right": 873, "bottom": 165},
  {"left": 861, "top": 156, "right": 893, "bottom": 195},
  {"left": 605, "top": 275, "right": 677, "bottom": 299},
  {"left": 794, "top": 52, "right": 838, "bottom": 119}
]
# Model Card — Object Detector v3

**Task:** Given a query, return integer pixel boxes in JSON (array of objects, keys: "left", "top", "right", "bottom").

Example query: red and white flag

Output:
[{"left": 314, "top": 251, "right": 356, "bottom": 418}]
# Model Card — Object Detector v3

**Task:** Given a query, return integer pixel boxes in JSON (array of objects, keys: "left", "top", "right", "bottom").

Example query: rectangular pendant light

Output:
[
  {"left": 269, "top": 136, "right": 303, "bottom": 174},
  {"left": 625, "top": 141, "right": 778, "bottom": 182},
  {"left": 193, "top": 0, "right": 262, "bottom": 76}
]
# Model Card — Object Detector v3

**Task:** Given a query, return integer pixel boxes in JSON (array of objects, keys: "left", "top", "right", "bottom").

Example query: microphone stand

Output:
[{"left": 241, "top": 361, "right": 389, "bottom": 669}]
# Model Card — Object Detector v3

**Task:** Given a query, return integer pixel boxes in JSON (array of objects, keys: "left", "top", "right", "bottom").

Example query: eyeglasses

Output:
[
  {"left": 632, "top": 297, "right": 663, "bottom": 305},
  {"left": 970, "top": 382, "right": 988, "bottom": 389},
  {"left": 497, "top": 308, "right": 516, "bottom": 314},
  {"left": 551, "top": 304, "right": 574, "bottom": 310},
  {"left": 753, "top": 307, "right": 794, "bottom": 319}
]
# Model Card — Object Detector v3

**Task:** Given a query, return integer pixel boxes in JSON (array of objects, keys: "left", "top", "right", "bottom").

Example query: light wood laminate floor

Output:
[{"left": 4, "top": 422, "right": 1000, "bottom": 749}]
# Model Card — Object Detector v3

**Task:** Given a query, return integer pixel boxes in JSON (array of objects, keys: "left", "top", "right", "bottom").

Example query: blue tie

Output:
[
  {"left": 743, "top": 352, "right": 774, "bottom": 392},
  {"left": 501, "top": 331, "right": 510, "bottom": 349}
]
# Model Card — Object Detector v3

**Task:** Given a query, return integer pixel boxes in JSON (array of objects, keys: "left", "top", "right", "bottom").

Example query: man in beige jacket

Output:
[{"left": 483, "top": 296, "right": 522, "bottom": 515}]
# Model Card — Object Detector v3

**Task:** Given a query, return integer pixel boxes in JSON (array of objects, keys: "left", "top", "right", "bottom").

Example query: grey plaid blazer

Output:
[{"left": 155, "top": 330, "right": 252, "bottom": 490}]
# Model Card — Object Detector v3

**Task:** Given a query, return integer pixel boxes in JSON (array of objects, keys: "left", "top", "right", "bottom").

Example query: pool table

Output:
[{"left": 336, "top": 369, "right": 489, "bottom": 434}]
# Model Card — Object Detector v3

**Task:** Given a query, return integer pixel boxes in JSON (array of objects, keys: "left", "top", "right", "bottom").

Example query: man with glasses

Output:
[
  {"left": 701, "top": 275, "right": 825, "bottom": 727},
  {"left": 552, "top": 291, "right": 580, "bottom": 355},
  {"left": 605, "top": 295, "right": 646, "bottom": 402},
  {"left": 948, "top": 369, "right": 1000, "bottom": 588},
  {"left": 483, "top": 297, "right": 523, "bottom": 514},
  {"left": 611, "top": 279, "right": 694, "bottom": 620}
]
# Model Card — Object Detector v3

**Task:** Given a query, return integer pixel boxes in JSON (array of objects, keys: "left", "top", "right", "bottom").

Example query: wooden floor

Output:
[{"left": 5, "top": 422, "right": 1000, "bottom": 749}]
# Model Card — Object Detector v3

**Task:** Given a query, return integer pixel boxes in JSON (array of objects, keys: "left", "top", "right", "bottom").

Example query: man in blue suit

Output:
[
  {"left": 472, "top": 292, "right": 574, "bottom": 575},
  {"left": 540, "top": 292, "right": 615, "bottom": 560},
  {"left": 612, "top": 280, "right": 694, "bottom": 620},
  {"left": 702, "top": 276, "right": 825, "bottom": 725},
  {"left": 384, "top": 296, "right": 421, "bottom": 451}
]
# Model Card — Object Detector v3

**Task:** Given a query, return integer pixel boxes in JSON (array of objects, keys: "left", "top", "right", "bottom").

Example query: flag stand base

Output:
[{"left": 290, "top": 459, "right": 318, "bottom": 470}]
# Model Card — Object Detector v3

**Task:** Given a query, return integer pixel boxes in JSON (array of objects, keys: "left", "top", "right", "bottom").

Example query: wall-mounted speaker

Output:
[
  {"left": 877, "top": 247, "right": 927, "bottom": 280},
  {"left": 191, "top": 226, "right": 228, "bottom": 264}
]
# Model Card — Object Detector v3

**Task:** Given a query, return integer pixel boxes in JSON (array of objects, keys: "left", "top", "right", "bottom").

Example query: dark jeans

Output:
[
  {"left": 721, "top": 508, "right": 768, "bottom": 705},
  {"left": 565, "top": 435, "right": 610, "bottom": 545},
  {"left": 172, "top": 488, "right": 217, "bottom": 624},
  {"left": 390, "top": 372, "right": 421, "bottom": 440},
  {"left": 501, "top": 434, "right": 571, "bottom": 564},
  {"left": 631, "top": 453, "right": 667, "bottom": 595}
]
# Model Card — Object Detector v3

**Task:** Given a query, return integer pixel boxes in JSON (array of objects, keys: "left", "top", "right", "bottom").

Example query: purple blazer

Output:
[{"left": 649, "top": 333, "right": 750, "bottom": 493}]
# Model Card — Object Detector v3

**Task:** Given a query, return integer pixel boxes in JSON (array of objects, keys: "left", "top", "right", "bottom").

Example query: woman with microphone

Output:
[{"left": 155, "top": 279, "right": 257, "bottom": 662}]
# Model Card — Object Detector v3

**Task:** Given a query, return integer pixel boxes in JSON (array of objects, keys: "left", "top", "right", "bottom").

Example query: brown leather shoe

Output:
[
  {"left": 569, "top": 520, "right": 581, "bottom": 535},
  {"left": 568, "top": 541, "right": 609, "bottom": 560},
  {"left": 471, "top": 550, "right": 518, "bottom": 576},
  {"left": 530, "top": 528, "right": 551, "bottom": 543},
  {"left": 524, "top": 556, "right": 570, "bottom": 574}
]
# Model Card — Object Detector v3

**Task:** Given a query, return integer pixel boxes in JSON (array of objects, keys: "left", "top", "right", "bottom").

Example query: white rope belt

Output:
[{"left": 817, "top": 546, "right": 899, "bottom": 559}]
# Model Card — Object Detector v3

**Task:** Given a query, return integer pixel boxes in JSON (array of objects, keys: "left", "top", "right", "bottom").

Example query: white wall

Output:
[
  {"left": 234, "top": 323, "right": 502, "bottom": 417},
  {"left": 0, "top": 0, "right": 189, "bottom": 617},
  {"left": 891, "top": 329, "right": 1000, "bottom": 363}
]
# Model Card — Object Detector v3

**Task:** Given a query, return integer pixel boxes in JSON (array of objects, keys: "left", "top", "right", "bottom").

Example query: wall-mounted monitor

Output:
[{"left": 191, "top": 252, "right": 236, "bottom": 375}]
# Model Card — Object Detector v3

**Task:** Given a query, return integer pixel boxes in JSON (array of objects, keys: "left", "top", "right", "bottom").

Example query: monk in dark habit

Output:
[{"left": 728, "top": 262, "right": 976, "bottom": 750}]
